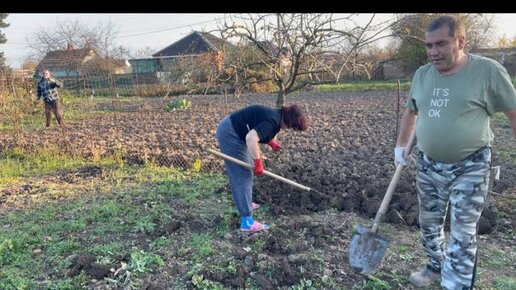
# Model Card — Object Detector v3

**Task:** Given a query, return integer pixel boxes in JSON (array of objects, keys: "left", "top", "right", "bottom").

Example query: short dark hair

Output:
[
  {"left": 427, "top": 15, "right": 465, "bottom": 39},
  {"left": 281, "top": 104, "right": 308, "bottom": 131}
]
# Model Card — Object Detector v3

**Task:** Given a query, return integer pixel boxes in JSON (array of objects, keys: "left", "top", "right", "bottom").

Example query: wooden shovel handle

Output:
[
  {"left": 207, "top": 148, "right": 312, "bottom": 192},
  {"left": 371, "top": 128, "right": 417, "bottom": 233}
]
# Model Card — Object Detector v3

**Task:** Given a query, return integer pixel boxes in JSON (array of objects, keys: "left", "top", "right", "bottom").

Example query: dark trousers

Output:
[{"left": 44, "top": 100, "right": 64, "bottom": 127}]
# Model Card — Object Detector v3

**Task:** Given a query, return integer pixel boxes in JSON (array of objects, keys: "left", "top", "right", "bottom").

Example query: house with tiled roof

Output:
[
  {"left": 36, "top": 45, "right": 130, "bottom": 77},
  {"left": 129, "top": 31, "right": 231, "bottom": 78},
  {"left": 153, "top": 31, "right": 227, "bottom": 57},
  {"left": 36, "top": 46, "right": 97, "bottom": 77}
]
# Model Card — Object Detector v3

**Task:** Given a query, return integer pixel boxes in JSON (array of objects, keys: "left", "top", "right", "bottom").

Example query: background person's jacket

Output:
[{"left": 37, "top": 77, "right": 63, "bottom": 103}]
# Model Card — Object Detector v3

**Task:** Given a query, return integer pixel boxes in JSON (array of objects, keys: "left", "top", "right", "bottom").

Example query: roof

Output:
[
  {"left": 82, "top": 58, "right": 129, "bottom": 69},
  {"left": 378, "top": 58, "right": 401, "bottom": 64},
  {"left": 256, "top": 41, "right": 282, "bottom": 56},
  {"left": 36, "top": 48, "right": 96, "bottom": 72},
  {"left": 152, "top": 31, "right": 229, "bottom": 58}
]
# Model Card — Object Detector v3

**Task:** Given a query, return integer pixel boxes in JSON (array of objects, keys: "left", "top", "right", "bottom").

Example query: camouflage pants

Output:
[{"left": 416, "top": 147, "right": 491, "bottom": 290}]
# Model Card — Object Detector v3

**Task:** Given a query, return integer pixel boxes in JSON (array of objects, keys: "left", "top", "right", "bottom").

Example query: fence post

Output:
[{"left": 134, "top": 70, "right": 140, "bottom": 97}]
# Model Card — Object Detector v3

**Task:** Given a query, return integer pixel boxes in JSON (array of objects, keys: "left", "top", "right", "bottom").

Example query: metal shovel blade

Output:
[{"left": 348, "top": 225, "right": 390, "bottom": 275}]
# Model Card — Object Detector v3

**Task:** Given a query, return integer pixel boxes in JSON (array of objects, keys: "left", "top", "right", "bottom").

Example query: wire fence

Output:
[
  {"left": 2, "top": 69, "right": 513, "bottom": 176},
  {"left": 0, "top": 70, "right": 287, "bottom": 173},
  {"left": 14, "top": 67, "right": 504, "bottom": 177}
]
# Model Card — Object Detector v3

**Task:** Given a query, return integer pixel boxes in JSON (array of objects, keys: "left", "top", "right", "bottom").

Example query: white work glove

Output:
[{"left": 394, "top": 147, "right": 408, "bottom": 167}]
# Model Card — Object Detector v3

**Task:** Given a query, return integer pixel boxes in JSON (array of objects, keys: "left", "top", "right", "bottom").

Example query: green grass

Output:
[
  {"left": 483, "top": 249, "right": 515, "bottom": 268},
  {"left": 315, "top": 76, "right": 513, "bottom": 92},
  {"left": 0, "top": 85, "right": 514, "bottom": 288},
  {"left": 494, "top": 278, "right": 516, "bottom": 290},
  {"left": 0, "top": 148, "right": 87, "bottom": 185},
  {"left": 351, "top": 275, "right": 391, "bottom": 290},
  {"left": 0, "top": 147, "right": 124, "bottom": 186},
  {"left": 190, "top": 233, "right": 215, "bottom": 258},
  {"left": 154, "top": 172, "right": 226, "bottom": 205},
  {"left": 0, "top": 93, "right": 154, "bottom": 132},
  {"left": 316, "top": 80, "right": 411, "bottom": 92},
  {"left": 492, "top": 112, "right": 516, "bottom": 163},
  {"left": 396, "top": 244, "right": 416, "bottom": 262},
  {"left": 0, "top": 151, "right": 229, "bottom": 288},
  {"left": 91, "top": 241, "right": 126, "bottom": 257},
  {"left": 492, "top": 112, "right": 512, "bottom": 128},
  {"left": 127, "top": 249, "right": 165, "bottom": 273}
]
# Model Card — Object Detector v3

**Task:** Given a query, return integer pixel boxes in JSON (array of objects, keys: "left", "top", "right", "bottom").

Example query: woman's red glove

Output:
[
  {"left": 267, "top": 140, "right": 282, "bottom": 152},
  {"left": 253, "top": 159, "right": 264, "bottom": 175}
]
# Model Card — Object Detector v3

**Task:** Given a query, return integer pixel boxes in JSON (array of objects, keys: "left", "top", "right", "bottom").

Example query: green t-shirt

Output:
[{"left": 407, "top": 54, "right": 516, "bottom": 163}]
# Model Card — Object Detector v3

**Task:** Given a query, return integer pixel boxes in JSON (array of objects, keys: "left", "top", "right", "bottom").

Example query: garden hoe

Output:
[
  {"left": 348, "top": 128, "right": 416, "bottom": 275},
  {"left": 207, "top": 148, "right": 324, "bottom": 195}
]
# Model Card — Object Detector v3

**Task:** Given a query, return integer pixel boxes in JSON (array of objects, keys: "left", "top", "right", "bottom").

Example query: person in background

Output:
[
  {"left": 36, "top": 69, "right": 64, "bottom": 128},
  {"left": 394, "top": 15, "right": 516, "bottom": 289},
  {"left": 216, "top": 104, "right": 308, "bottom": 233}
]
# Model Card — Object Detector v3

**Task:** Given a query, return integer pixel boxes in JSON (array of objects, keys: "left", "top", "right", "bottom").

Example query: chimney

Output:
[{"left": 67, "top": 43, "right": 74, "bottom": 51}]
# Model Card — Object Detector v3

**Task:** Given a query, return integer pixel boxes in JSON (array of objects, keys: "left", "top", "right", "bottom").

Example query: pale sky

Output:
[{"left": 2, "top": 13, "right": 515, "bottom": 69}]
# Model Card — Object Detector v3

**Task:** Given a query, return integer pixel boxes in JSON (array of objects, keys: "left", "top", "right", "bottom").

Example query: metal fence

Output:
[
  {"left": 1, "top": 70, "right": 441, "bottom": 175},
  {"left": 0, "top": 71, "right": 285, "bottom": 173}
]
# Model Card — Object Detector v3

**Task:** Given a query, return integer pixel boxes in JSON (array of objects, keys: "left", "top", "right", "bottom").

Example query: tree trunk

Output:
[{"left": 275, "top": 82, "right": 285, "bottom": 108}]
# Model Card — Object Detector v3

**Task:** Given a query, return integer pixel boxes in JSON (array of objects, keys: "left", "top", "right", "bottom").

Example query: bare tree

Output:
[
  {"left": 496, "top": 35, "right": 516, "bottom": 49},
  {"left": 27, "top": 19, "right": 120, "bottom": 60},
  {"left": 323, "top": 14, "right": 400, "bottom": 82},
  {"left": 391, "top": 13, "right": 496, "bottom": 74},
  {"left": 464, "top": 14, "right": 496, "bottom": 50},
  {"left": 221, "top": 13, "right": 399, "bottom": 106},
  {"left": 130, "top": 46, "right": 156, "bottom": 59},
  {"left": 21, "top": 56, "right": 38, "bottom": 71},
  {"left": 221, "top": 13, "right": 334, "bottom": 106}
]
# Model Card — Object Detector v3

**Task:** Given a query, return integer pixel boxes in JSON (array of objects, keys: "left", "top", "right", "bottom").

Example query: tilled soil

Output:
[
  {"left": 2, "top": 91, "right": 513, "bottom": 231},
  {"left": 1, "top": 90, "right": 514, "bottom": 288}
]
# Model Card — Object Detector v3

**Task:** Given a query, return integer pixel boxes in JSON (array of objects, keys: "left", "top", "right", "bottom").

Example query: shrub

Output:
[{"left": 164, "top": 99, "right": 192, "bottom": 112}]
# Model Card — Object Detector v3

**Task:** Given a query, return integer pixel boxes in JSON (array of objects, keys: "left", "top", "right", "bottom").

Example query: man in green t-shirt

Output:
[{"left": 394, "top": 15, "right": 516, "bottom": 289}]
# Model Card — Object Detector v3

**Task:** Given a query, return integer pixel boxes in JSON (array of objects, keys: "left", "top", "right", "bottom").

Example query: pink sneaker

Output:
[
  {"left": 252, "top": 202, "right": 260, "bottom": 210},
  {"left": 240, "top": 221, "right": 270, "bottom": 233}
]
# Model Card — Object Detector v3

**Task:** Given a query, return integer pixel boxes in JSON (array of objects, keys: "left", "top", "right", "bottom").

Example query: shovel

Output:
[
  {"left": 348, "top": 128, "right": 417, "bottom": 275},
  {"left": 207, "top": 148, "right": 323, "bottom": 194}
]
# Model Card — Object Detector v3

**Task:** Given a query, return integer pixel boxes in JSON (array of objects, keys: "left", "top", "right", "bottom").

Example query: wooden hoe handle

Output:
[
  {"left": 207, "top": 148, "right": 312, "bottom": 192},
  {"left": 370, "top": 129, "right": 417, "bottom": 233}
]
